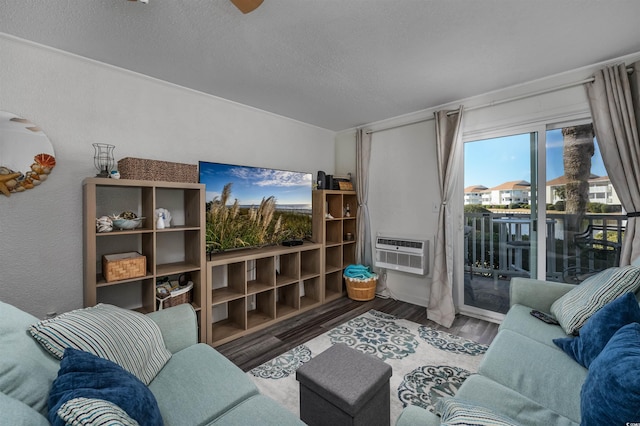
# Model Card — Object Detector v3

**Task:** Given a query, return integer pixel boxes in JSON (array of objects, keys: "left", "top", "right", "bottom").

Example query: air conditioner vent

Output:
[{"left": 375, "top": 235, "right": 428, "bottom": 275}]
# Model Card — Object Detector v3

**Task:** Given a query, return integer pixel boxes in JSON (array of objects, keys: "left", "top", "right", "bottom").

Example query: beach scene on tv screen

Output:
[
  {"left": 199, "top": 161, "right": 313, "bottom": 252},
  {"left": 199, "top": 162, "right": 312, "bottom": 210}
]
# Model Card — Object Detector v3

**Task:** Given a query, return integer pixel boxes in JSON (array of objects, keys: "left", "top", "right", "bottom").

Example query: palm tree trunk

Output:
[{"left": 562, "top": 124, "right": 595, "bottom": 240}]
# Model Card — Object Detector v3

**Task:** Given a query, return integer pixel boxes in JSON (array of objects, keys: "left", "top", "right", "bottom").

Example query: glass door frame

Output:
[{"left": 458, "top": 124, "right": 548, "bottom": 322}]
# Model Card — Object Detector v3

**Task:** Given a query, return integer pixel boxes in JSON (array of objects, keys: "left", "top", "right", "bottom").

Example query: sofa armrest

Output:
[
  {"left": 510, "top": 278, "right": 575, "bottom": 313},
  {"left": 396, "top": 405, "right": 440, "bottom": 426},
  {"left": 146, "top": 304, "right": 198, "bottom": 354}
]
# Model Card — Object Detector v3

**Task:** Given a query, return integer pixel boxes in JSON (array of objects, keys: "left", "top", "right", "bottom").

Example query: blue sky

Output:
[
  {"left": 464, "top": 129, "right": 607, "bottom": 188},
  {"left": 199, "top": 162, "right": 313, "bottom": 206}
]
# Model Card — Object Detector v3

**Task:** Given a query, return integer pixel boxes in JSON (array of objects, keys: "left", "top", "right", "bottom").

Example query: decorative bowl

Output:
[{"left": 112, "top": 217, "right": 144, "bottom": 230}]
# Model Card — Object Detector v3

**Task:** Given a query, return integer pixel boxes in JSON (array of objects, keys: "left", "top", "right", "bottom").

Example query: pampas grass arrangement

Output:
[{"left": 206, "top": 183, "right": 311, "bottom": 253}]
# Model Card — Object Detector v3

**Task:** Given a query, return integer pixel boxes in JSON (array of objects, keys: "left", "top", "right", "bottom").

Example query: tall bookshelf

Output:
[
  {"left": 312, "top": 190, "right": 358, "bottom": 302},
  {"left": 83, "top": 177, "right": 207, "bottom": 343}
]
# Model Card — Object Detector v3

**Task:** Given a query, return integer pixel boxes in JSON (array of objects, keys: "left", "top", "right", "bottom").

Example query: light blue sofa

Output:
[
  {"left": 397, "top": 275, "right": 640, "bottom": 426},
  {"left": 0, "top": 301, "right": 304, "bottom": 426}
]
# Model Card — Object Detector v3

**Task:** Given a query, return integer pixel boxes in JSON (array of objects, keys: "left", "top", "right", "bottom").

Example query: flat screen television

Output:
[{"left": 199, "top": 161, "right": 313, "bottom": 253}]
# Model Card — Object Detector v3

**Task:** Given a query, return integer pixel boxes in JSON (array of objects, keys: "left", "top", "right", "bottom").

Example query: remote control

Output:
[{"left": 530, "top": 310, "right": 559, "bottom": 325}]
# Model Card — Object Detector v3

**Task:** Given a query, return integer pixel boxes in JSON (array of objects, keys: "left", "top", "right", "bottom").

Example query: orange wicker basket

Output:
[
  {"left": 102, "top": 252, "right": 146, "bottom": 283},
  {"left": 344, "top": 275, "right": 378, "bottom": 301}
]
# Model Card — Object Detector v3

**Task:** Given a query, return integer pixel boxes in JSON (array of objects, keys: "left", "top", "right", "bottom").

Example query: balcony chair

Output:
[{"left": 562, "top": 225, "right": 621, "bottom": 284}]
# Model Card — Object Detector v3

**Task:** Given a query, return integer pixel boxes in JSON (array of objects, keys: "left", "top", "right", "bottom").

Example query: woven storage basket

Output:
[
  {"left": 102, "top": 252, "right": 146, "bottom": 282},
  {"left": 118, "top": 157, "right": 198, "bottom": 183},
  {"left": 157, "top": 282, "right": 193, "bottom": 310},
  {"left": 344, "top": 275, "right": 378, "bottom": 301}
]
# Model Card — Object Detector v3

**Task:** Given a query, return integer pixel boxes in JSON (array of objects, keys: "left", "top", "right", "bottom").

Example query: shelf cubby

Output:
[
  {"left": 325, "top": 221, "right": 343, "bottom": 245},
  {"left": 211, "top": 298, "right": 246, "bottom": 343},
  {"left": 247, "top": 290, "right": 275, "bottom": 328},
  {"left": 301, "top": 248, "right": 321, "bottom": 279},
  {"left": 276, "top": 283, "right": 299, "bottom": 318},
  {"left": 211, "top": 262, "right": 246, "bottom": 304},
  {"left": 325, "top": 246, "right": 343, "bottom": 273},
  {"left": 325, "top": 270, "right": 344, "bottom": 302},
  {"left": 343, "top": 243, "right": 356, "bottom": 267},
  {"left": 276, "top": 252, "right": 300, "bottom": 286},
  {"left": 247, "top": 257, "right": 275, "bottom": 294},
  {"left": 301, "top": 277, "right": 321, "bottom": 308}
]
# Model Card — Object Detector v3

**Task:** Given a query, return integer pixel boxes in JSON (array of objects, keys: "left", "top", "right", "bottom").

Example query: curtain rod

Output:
[{"left": 366, "top": 66, "right": 634, "bottom": 135}]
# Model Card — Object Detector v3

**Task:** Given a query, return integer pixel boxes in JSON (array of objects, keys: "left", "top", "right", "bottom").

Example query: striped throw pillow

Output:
[
  {"left": 550, "top": 266, "right": 640, "bottom": 335},
  {"left": 436, "top": 398, "right": 519, "bottom": 426},
  {"left": 29, "top": 304, "right": 171, "bottom": 385},
  {"left": 57, "top": 398, "right": 139, "bottom": 426}
]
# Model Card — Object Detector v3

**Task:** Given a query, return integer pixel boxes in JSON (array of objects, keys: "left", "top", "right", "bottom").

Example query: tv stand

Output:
[{"left": 206, "top": 242, "right": 322, "bottom": 346}]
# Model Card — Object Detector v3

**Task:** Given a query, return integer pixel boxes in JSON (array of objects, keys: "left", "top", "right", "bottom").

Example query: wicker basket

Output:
[
  {"left": 118, "top": 157, "right": 198, "bottom": 183},
  {"left": 344, "top": 275, "right": 378, "bottom": 301},
  {"left": 102, "top": 252, "right": 146, "bottom": 282},
  {"left": 157, "top": 282, "right": 193, "bottom": 310}
]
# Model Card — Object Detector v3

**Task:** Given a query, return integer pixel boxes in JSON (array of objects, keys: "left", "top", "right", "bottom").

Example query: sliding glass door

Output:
[
  {"left": 462, "top": 132, "right": 538, "bottom": 316},
  {"left": 461, "top": 122, "right": 624, "bottom": 319},
  {"left": 545, "top": 125, "right": 623, "bottom": 284}
]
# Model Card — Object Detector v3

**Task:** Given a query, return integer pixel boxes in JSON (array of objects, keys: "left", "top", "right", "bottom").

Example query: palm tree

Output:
[{"left": 562, "top": 124, "right": 594, "bottom": 239}]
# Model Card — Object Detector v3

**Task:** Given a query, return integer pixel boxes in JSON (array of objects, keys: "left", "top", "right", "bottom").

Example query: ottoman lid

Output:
[{"left": 296, "top": 344, "right": 392, "bottom": 415}]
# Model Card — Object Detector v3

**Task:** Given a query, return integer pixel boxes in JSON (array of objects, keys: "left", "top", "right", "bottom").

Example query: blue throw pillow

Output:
[
  {"left": 580, "top": 322, "right": 640, "bottom": 426},
  {"left": 553, "top": 292, "right": 640, "bottom": 368},
  {"left": 48, "top": 348, "right": 163, "bottom": 426}
]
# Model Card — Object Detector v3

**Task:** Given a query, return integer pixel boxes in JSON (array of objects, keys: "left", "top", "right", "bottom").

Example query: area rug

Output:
[{"left": 247, "top": 310, "right": 488, "bottom": 423}]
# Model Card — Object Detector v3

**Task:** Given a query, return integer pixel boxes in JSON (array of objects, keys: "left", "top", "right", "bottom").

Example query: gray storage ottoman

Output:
[{"left": 295, "top": 343, "right": 392, "bottom": 426}]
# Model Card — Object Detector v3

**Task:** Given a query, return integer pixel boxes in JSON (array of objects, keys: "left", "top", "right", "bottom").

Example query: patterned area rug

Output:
[{"left": 247, "top": 310, "right": 488, "bottom": 423}]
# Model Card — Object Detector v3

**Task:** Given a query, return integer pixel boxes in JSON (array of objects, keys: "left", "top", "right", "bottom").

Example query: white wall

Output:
[
  {"left": 337, "top": 51, "right": 640, "bottom": 312},
  {"left": 0, "top": 34, "right": 335, "bottom": 319}
]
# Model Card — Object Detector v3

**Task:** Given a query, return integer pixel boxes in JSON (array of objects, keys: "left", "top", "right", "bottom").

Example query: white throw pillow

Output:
[
  {"left": 436, "top": 397, "right": 520, "bottom": 426},
  {"left": 57, "top": 398, "right": 140, "bottom": 426},
  {"left": 550, "top": 265, "right": 640, "bottom": 335},
  {"left": 29, "top": 304, "right": 171, "bottom": 385}
]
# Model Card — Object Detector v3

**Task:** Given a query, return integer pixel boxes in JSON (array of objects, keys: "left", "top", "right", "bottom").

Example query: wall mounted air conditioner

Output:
[{"left": 374, "top": 235, "right": 429, "bottom": 275}]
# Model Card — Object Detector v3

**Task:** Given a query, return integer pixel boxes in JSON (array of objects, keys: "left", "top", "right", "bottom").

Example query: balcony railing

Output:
[{"left": 464, "top": 212, "right": 626, "bottom": 283}]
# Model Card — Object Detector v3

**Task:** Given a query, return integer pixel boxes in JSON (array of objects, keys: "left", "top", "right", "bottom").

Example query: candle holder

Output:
[{"left": 93, "top": 143, "right": 115, "bottom": 178}]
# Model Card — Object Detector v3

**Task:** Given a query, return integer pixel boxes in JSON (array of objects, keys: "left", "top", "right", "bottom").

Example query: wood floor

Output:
[{"left": 216, "top": 296, "right": 500, "bottom": 372}]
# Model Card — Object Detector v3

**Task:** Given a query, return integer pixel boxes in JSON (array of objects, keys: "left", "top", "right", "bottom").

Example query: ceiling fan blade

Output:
[{"left": 230, "top": 0, "right": 264, "bottom": 14}]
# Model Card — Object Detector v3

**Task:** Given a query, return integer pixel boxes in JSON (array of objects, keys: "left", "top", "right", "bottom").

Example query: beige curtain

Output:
[
  {"left": 355, "top": 129, "right": 374, "bottom": 272},
  {"left": 428, "top": 106, "right": 464, "bottom": 328},
  {"left": 585, "top": 62, "right": 640, "bottom": 265}
]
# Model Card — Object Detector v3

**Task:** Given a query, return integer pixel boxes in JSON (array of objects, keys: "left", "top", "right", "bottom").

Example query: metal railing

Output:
[{"left": 464, "top": 212, "right": 626, "bottom": 283}]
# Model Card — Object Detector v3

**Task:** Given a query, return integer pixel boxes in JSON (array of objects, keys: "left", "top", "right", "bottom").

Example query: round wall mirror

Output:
[{"left": 0, "top": 111, "right": 56, "bottom": 197}]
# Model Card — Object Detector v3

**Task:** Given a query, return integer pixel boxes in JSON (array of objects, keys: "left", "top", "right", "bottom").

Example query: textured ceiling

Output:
[{"left": 2, "top": 0, "right": 640, "bottom": 131}]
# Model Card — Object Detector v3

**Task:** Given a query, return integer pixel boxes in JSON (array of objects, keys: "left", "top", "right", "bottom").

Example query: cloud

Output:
[{"left": 229, "top": 167, "right": 311, "bottom": 187}]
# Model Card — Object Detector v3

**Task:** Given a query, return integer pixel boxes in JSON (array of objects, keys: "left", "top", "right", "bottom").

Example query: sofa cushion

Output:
[
  {"left": 455, "top": 375, "right": 578, "bottom": 426},
  {"left": 395, "top": 404, "right": 441, "bottom": 426},
  {"left": 149, "top": 343, "right": 259, "bottom": 425},
  {"left": 499, "top": 304, "right": 567, "bottom": 348},
  {"left": 49, "top": 348, "right": 162, "bottom": 426},
  {"left": 478, "top": 329, "right": 586, "bottom": 423},
  {"left": 29, "top": 304, "right": 171, "bottom": 385},
  {"left": 0, "top": 392, "right": 50, "bottom": 426},
  {"left": 210, "top": 394, "right": 305, "bottom": 425},
  {"left": 435, "top": 397, "right": 519, "bottom": 426},
  {"left": 56, "top": 397, "right": 140, "bottom": 426},
  {"left": 0, "top": 300, "right": 61, "bottom": 416},
  {"left": 553, "top": 291, "right": 640, "bottom": 368},
  {"left": 580, "top": 322, "right": 640, "bottom": 426},
  {"left": 550, "top": 265, "right": 640, "bottom": 335}
]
